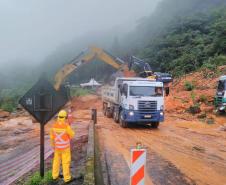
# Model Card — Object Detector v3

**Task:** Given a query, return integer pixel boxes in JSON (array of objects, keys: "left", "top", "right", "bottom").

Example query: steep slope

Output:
[{"left": 166, "top": 65, "right": 226, "bottom": 125}]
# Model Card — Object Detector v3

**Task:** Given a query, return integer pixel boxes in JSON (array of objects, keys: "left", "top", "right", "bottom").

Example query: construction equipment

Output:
[
  {"left": 102, "top": 77, "right": 164, "bottom": 128},
  {"left": 129, "top": 56, "right": 173, "bottom": 82},
  {"left": 129, "top": 56, "right": 154, "bottom": 79},
  {"left": 53, "top": 46, "right": 172, "bottom": 95},
  {"left": 215, "top": 75, "right": 226, "bottom": 112},
  {"left": 54, "top": 46, "right": 126, "bottom": 91}
]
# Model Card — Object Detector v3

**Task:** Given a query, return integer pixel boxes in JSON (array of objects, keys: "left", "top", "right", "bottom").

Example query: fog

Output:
[{"left": 0, "top": 0, "right": 160, "bottom": 67}]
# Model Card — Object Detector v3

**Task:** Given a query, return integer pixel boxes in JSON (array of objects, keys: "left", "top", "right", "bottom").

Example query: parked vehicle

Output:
[{"left": 215, "top": 75, "right": 226, "bottom": 113}]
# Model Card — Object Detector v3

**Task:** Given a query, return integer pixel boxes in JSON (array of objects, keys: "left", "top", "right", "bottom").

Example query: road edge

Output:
[{"left": 83, "top": 122, "right": 95, "bottom": 185}]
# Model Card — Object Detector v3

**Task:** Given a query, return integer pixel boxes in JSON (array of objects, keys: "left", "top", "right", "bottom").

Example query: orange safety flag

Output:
[
  {"left": 67, "top": 113, "right": 73, "bottom": 126},
  {"left": 130, "top": 149, "right": 146, "bottom": 185}
]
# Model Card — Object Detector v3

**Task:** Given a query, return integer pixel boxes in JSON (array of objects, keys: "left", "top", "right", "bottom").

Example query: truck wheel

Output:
[
  {"left": 151, "top": 122, "right": 159, "bottom": 129},
  {"left": 119, "top": 111, "right": 128, "bottom": 128},
  {"left": 113, "top": 109, "right": 119, "bottom": 123},
  {"left": 103, "top": 106, "right": 107, "bottom": 116},
  {"left": 106, "top": 108, "right": 112, "bottom": 118},
  {"left": 103, "top": 103, "right": 107, "bottom": 116}
]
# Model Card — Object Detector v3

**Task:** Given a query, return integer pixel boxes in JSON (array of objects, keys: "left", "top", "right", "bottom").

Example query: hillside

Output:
[
  {"left": 166, "top": 65, "right": 226, "bottom": 125},
  {"left": 119, "top": 0, "right": 226, "bottom": 76},
  {"left": 1, "top": 0, "right": 226, "bottom": 112}
]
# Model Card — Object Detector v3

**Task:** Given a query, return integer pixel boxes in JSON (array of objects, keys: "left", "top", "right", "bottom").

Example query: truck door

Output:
[{"left": 121, "top": 84, "right": 128, "bottom": 108}]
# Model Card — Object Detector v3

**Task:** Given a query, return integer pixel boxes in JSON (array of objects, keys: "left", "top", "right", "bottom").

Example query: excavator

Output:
[
  {"left": 54, "top": 46, "right": 127, "bottom": 91},
  {"left": 54, "top": 46, "right": 172, "bottom": 95}
]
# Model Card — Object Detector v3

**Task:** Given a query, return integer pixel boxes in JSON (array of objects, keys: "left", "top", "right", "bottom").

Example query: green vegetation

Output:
[
  {"left": 138, "top": 7, "right": 226, "bottom": 76},
  {"left": 25, "top": 171, "right": 53, "bottom": 185},
  {"left": 184, "top": 81, "right": 195, "bottom": 91},
  {"left": 2, "top": 0, "right": 226, "bottom": 113},
  {"left": 120, "top": 0, "right": 226, "bottom": 76},
  {"left": 188, "top": 91, "right": 201, "bottom": 114},
  {"left": 199, "top": 94, "right": 208, "bottom": 103},
  {"left": 70, "top": 87, "right": 91, "bottom": 97},
  {"left": 0, "top": 85, "right": 31, "bottom": 112},
  {"left": 188, "top": 104, "right": 201, "bottom": 114}
]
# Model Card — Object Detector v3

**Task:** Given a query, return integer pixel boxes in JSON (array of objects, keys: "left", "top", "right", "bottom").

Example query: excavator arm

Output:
[{"left": 54, "top": 46, "right": 125, "bottom": 90}]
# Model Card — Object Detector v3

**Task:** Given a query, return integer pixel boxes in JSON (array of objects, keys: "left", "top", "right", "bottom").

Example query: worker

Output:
[
  {"left": 155, "top": 87, "right": 163, "bottom": 96},
  {"left": 50, "top": 110, "right": 75, "bottom": 183}
]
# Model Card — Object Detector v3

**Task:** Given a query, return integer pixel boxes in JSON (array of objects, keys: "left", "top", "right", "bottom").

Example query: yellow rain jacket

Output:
[{"left": 50, "top": 121, "right": 75, "bottom": 182}]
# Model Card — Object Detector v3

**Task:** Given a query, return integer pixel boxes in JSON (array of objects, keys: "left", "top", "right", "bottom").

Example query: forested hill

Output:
[
  {"left": 122, "top": 0, "right": 226, "bottom": 76},
  {"left": 37, "top": 0, "right": 226, "bottom": 82},
  {"left": 1, "top": 0, "right": 226, "bottom": 112}
]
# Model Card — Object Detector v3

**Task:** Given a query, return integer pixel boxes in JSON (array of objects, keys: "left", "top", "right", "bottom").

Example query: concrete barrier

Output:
[{"left": 84, "top": 122, "right": 95, "bottom": 185}]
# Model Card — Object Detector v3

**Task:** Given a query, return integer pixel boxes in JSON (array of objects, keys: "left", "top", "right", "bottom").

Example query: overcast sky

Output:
[{"left": 0, "top": 0, "right": 160, "bottom": 66}]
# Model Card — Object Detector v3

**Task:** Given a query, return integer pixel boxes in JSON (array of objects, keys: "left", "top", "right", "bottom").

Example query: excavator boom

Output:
[
  {"left": 54, "top": 46, "right": 172, "bottom": 91},
  {"left": 54, "top": 46, "right": 126, "bottom": 90}
]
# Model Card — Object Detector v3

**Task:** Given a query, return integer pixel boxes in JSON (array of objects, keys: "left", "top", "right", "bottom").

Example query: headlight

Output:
[
  {"left": 129, "top": 105, "right": 135, "bottom": 110},
  {"left": 160, "top": 112, "right": 164, "bottom": 116},
  {"left": 129, "top": 111, "right": 134, "bottom": 116},
  {"left": 219, "top": 106, "right": 225, "bottom": 111}
]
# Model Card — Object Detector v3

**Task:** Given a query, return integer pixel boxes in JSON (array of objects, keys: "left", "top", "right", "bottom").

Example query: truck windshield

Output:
[
  {"left": 218, "top": 80, "right": 226, "bottom": 91},
  {"left": 129, "top": 86, "right": 163, "bottom": 97}
]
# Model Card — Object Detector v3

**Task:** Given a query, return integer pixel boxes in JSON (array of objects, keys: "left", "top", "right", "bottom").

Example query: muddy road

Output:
[
  {"left": 0, "top": 94, "right": 225, "bottom": 185},
  {"left": 73, "top": 95, "right": 226, "bottom": 185}
]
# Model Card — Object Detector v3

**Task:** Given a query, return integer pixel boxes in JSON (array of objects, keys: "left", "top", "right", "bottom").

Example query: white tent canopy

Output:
[{"left": 80, "top": 78, "right": 101, "bottom": 87}]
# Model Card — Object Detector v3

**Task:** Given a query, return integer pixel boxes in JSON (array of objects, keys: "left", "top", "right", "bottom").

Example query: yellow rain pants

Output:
[{"left": 52, "top": 148, "right": 71, "bottom": 182}]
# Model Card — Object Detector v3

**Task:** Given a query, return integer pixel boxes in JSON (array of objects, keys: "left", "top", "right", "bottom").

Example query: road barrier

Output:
[
  {"left": 130, "top": 149, "right": 146, "bottom": 185},
  {"left": 84, "top": 119, "right": 95, "bottom": 184}
]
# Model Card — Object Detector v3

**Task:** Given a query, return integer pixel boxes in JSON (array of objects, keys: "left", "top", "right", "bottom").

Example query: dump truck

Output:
[
  {"left": 215, "top": 75, "right": 226, "bottom": 112},
  {"left": 102, "top": 77, "right": 164, "bottom": 128}
]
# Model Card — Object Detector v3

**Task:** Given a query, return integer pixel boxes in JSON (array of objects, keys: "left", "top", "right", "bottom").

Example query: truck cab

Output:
[
  {"left": 215, "top": 75, "right": 226, "bottom": 112},
  {"left": 102, "top": 77, "right": 164, "bottom": 128},
  {"left": 119, "top": 79, "right": 164, "bottom": 127}
]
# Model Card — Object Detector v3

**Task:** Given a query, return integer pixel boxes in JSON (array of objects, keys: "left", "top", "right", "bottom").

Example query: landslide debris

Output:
[{"left": 166, "top": 66, "right": 226, "bottom": 125}]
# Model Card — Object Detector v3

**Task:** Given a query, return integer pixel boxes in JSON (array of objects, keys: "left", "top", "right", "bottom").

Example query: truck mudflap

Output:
[{"left": 121, "top": 109, "right": 164, "bottom": 123}]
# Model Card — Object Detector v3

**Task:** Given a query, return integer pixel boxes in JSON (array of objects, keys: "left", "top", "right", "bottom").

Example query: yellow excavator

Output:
[
  {"left": 53, "top": 46, "right": 172, "bottom": 93},
  {"left": 54, "top": 46, "right": 134, "bottom": 90}
]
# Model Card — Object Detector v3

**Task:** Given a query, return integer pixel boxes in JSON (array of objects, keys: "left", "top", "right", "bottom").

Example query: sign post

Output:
[
  {"left": 40, "top": 123, "right": 45, "bottom": 177},
  {"left": 92, "top": 109, "right": 97, "bottom": 124},
  {"left": 19, "top": 76, "right": 68, "bottom": 177}
]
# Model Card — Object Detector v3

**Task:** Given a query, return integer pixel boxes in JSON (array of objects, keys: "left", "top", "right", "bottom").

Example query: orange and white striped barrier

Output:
[{"left": 130, "top": 148, "right": 146, "bottom": 185}]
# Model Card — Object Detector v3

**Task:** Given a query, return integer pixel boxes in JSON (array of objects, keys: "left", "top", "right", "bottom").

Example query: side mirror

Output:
[{"left": 165, "top": 87, "right": 170, "bottom": 96}]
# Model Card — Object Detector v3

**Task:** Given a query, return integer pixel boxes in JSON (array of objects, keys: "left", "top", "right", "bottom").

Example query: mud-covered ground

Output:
[
  {"left": 0, "top": 107, "right": 90, "bottom": 185},
  {"left": 73, "top": 95, "right": 226, "bottom": 185},
  {"left": 1, "top": 66, "right": 226, "bottom": 185}
]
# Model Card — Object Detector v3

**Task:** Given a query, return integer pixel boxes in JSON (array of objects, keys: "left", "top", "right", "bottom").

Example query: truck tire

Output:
[
  {"left": 113, "top": 109, "right": 119, "bottom": 123},
  {"left": 103, "top": 104, "right": 107, "bottom": 116},
  {"left": 106, "top": 108, "right": 112, "bottom": 118},
  {"left": 151, "top": 122, "right": 159, "bottom": 129},
  {"left": 119, "top": 111, "right": 128, "bottom": 128}
]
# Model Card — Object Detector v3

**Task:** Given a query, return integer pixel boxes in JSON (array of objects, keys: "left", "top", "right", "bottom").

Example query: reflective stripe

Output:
[
  {"left": 53, "top": 130, "right": 70, "bottom": 149},
  {"left": 56, "top": 144, "right": 70, "bottom": 149},
  {"left": 55, "top": 140, "right": 70, "bottom": 145}
]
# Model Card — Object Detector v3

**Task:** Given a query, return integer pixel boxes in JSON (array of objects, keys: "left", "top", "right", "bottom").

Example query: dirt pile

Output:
[
  {"left": 166, "top": 66, "right": 226, "bottom": 124},
  {"left": 70, "top": 95, "right": 102, "bottom": 110},
  {"left": 0, "top": 110, "right": 10, "bottom": 120}
]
